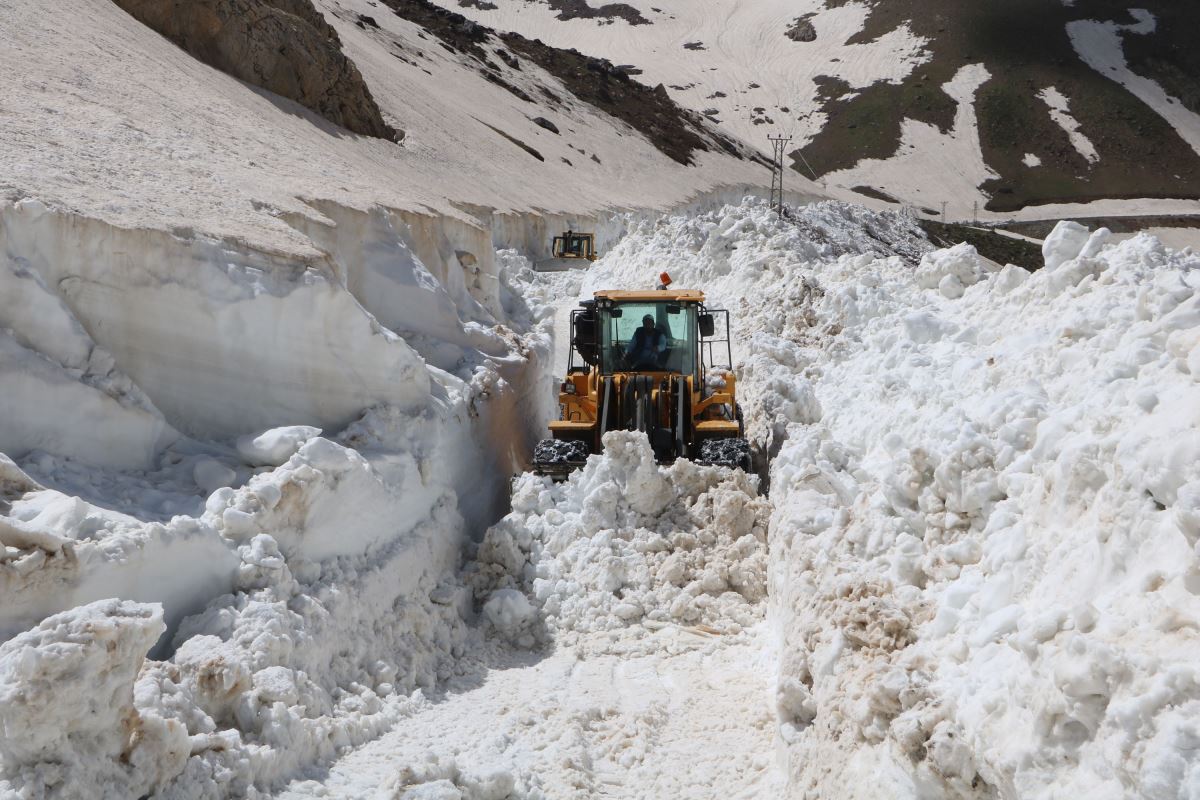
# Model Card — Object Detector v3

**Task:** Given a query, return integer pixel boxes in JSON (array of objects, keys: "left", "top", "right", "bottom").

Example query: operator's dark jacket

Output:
[{"left": 629, "top": 326, "right": 665, "bottom": 367}]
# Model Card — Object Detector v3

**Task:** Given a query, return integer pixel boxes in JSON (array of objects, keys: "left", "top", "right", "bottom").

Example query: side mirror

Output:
[
  {"left": 609, "top": 308, "right": 624, "bottom": 318},
  {"left": 666, "top": 304, "right": 681, "bottom": 314},
  {"left": 699, "top": 313, "right": 715, "bottom": 338}
]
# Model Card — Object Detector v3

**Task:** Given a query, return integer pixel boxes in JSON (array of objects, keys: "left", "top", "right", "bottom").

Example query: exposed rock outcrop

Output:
[
  {"left": 111, "top": 0, "right": 401, "bottom": 141},
  {"left": 786, "top": 16, "right": 816, "bottom": 43}
]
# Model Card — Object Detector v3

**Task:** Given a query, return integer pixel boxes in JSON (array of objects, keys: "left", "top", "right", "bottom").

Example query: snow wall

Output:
[{"left": 0, "top": 186, "right": 569, "bottom": 797}]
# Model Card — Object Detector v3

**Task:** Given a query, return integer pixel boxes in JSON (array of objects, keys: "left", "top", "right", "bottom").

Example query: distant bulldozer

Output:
[{"left": 535, "top": 230, "right": 599, "bottom": 271}]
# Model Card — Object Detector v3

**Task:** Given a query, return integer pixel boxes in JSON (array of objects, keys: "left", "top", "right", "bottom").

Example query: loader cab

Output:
[
  {"left": 568, "top": 290, "right": 731, "bottom": 380},
  {"left": 552, "top": 230, "right": 598, "bottom": 261},
  {"left": 600, "top": 300, "right": 697, "bottom": 375},
  {"left": 539, "top": 285, "right": 746, "bottom": 478}
]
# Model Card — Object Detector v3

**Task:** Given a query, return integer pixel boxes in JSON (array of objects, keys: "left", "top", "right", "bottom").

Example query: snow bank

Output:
[
  {"left": 0, "top": 186, "right": 556, "bottom": 796},
  {"left": 1, "top": 414, "right": 461, "bottom": 639},
  {"left": 595, "top": 199, "right": 1200, "bottom": 798},
  {"left": 469, "top": 432, "right": 770, "bottom": 647},
  {"left": 588, "top": 198, "right": 930, "bottom": 298},
  {"left": 0, "top": 487, "right": 241, "bottom": 644},
  {"left": 137, "top": 494, "right": 469, "bottom": 797},
  {"left": 0, "top": 414, "right": 487, "bottom": 796},
  {"left": 764, "top": 224, "right": 1200, "bottom": 796},
  {"left": 0, "top": 315, "right": 551, "bottom": 793}
]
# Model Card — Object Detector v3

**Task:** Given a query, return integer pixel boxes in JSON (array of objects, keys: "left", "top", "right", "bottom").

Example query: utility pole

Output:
[
  {"left": 941, "top": 201, "right": 948, "bottom": 224},
  {"left": 768, "top": 134, "right": 793, "bottom": 216},
  {"left": 973, "top": 201, "right": 979, "bottom": 226}
]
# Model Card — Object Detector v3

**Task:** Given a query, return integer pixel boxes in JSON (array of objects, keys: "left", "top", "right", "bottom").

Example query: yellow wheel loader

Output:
[
  {"left": 533, "top": 275, "right": 750, "bottom": 478},
  {"left": 535, "top": 230, "right": 599, "bottom": 272},
  {"left": 552, "top": 230, "right": 597, "bottom": 261}
]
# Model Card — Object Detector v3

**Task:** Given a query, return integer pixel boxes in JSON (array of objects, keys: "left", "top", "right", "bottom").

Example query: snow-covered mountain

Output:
[
  {"left": 2, "top": 0, "right": 777, "bottom": 266},
  {"left": 452, "top": 0, "right": 1200, "bottom": 216}
]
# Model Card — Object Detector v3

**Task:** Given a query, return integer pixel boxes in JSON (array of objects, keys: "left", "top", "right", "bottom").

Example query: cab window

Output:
[{"left": 599, "top": 302, "right": 696, "bottom": 375}]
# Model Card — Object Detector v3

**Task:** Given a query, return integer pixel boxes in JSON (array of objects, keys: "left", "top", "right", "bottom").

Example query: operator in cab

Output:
[{"left": 627, "top": 314, "right": 666, "bottom": 369}]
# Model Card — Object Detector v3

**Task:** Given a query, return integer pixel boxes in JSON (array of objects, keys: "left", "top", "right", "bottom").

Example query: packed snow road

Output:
[{"left": 276, "top": 626, "right": 780, "bottom": 799}]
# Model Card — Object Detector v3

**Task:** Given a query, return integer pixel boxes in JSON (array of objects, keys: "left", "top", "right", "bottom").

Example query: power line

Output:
[{"left": 793, "top": 146, "right": 819, "bottom": 183}]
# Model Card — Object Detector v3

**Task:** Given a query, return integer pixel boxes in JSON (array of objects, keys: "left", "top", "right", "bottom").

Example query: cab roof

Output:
[{"left": 593, "top": 289, "right": 705, "bottom": 302}]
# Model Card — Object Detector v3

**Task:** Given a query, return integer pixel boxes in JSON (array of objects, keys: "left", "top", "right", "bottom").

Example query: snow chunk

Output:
[
  {"left": 482, "top": 588, "right": 537, "bottom": 646},
  {"left": 915, "top": 242, "right": 995, "bottom": 297},
  {"left": 236, "top": 425, "right": 322, "bottom": 466},
  {"left": 0, "top": 514, "right": 71, "bottom": 554},
  {"left": 0, "top": 600, "right": 186, "bottom": 797},
  {"left": 1042, "top": 220, "right": 1093, "bottom": 270}
]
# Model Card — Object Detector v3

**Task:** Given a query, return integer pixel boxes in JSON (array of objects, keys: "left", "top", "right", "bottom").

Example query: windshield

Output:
[{"left": 599, "top": 301, "right": 697, "bottom": 375}]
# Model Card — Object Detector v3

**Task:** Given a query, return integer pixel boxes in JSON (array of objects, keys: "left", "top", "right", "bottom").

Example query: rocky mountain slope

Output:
[{"left": 112, "top": 0, "right": 401, "bottom": 140}]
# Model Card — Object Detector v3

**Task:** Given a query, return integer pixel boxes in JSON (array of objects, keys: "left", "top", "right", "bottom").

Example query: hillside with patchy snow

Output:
[
  {"left": 1, "top": 0, "right": 767, "bottom": 256},
  {"left": 453, "top": 0, "right": 1200, "bottom": 216}
]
